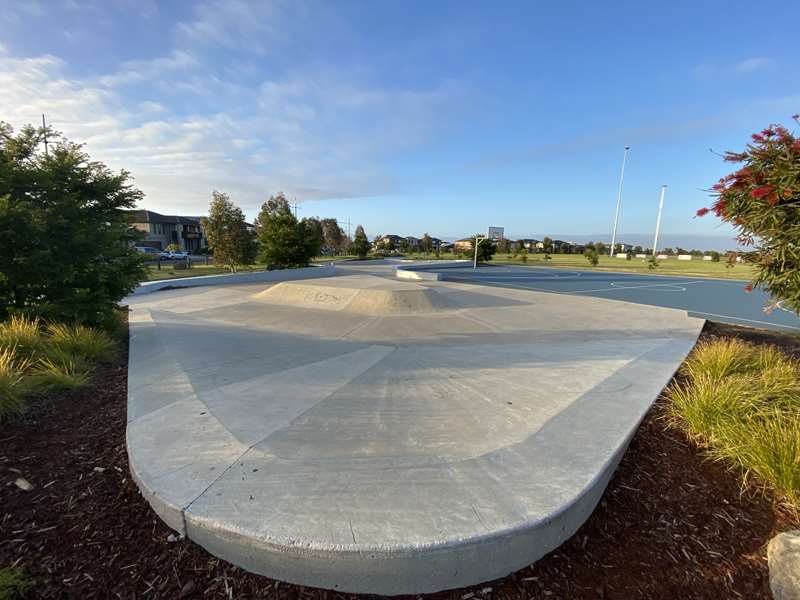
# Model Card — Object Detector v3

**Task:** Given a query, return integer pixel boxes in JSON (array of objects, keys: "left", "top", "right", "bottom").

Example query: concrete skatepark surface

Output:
[
  {"left": 432, "top": 263, "right": 800, "bottom": 333},
  {"left": 125, "top": 261, "right": 704, "bottom": 594}
]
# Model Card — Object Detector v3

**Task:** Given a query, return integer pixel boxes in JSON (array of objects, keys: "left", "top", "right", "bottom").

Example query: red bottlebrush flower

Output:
[
  {"left": 767, "top": 192, "right": 779, "bottom": 206},
  {"left": 775, "top": 126, "right": 792, "bottom": 141},
  {"left": 751, "top": 184, "right": 775, "bottom": 199},
  {"left": 752, "top": 133, "right": 765, "bottom": 142},
  {"left": 712, "top": 181, "right": 727, "bottom": 192},
  {"left": 696, "top": 207, "right": 710, "bottom": 217},
  {"left": 744, "top": 283, "right": 753, "bottom": 292},
  {"left": 713, "top": 198, "right": 728, "bottom": 217},
  {"left": 761, "top": 128, "right": 774, "bottom": 138},
  {"left": 793, "top": 140, "right": 800, "bottom": 152},
  {"left": 783, "top": 188, "right": 795, "bottom": 199}
]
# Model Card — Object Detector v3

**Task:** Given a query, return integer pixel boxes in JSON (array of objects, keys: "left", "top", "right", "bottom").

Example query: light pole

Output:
[
  {"left": 609, "top": 146, "right": 630, "bottom": 256},
  {"left": 652, "top": 185, "right": 666, "bottom": 257},
  {"left": 473, "top": 235, "right": 486, "bottom": 269}
]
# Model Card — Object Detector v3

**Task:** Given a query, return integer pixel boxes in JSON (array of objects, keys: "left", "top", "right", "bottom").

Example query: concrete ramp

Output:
[
  {"left": 126, "top": 272, "right": 704, "bottom": 594},
  {"left": 252, "top": 274, "right": 455, "bottom": 315}
]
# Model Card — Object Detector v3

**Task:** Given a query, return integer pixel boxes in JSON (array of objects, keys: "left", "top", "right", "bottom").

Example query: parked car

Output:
[{"left": 134, "top": 246, "right": 161, "bottom": 256}]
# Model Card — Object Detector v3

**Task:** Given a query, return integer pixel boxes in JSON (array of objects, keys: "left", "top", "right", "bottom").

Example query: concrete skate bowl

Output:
[{"left": 126, "top": 273, "right": 704, "bottom": 594}]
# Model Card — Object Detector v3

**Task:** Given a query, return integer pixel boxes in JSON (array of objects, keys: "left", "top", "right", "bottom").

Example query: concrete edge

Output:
[
  {"left": 395, "top": 268, "right": 442, "bottom": 281},
  {"left": 394, "top": 260, "right": 472, "bottom": 282},
  {"left": 132, "top": 263, "right": 335, "bottom": 296},
  {"left": 176, "top": 332, "right": 704, "bottom": 594}
]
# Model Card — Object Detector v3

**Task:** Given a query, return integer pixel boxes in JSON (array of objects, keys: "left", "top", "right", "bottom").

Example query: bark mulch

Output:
[{"left": 1, "top": 320, "right": 797, "bottom": 599}]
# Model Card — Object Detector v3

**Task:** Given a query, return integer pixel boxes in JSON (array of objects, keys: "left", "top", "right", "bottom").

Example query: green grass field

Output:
[
  {"left": 398, "top": 251, "right": 755, "bottom": 281},
  {"left": 142, "top": 256, "right": 358, "bottom": 282}
]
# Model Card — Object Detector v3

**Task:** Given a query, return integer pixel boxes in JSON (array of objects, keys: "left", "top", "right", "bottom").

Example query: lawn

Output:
[
  {"left": 397, "top": 251, "right": 756, "bottom": 280},
  {"left": 142, "top": 256, "right": 356, "bottom": 282}
]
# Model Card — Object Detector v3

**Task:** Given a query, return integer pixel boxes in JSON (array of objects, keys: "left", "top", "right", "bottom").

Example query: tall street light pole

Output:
[
  {"left": 609, "top": 146, "right": 630, "bottom": 256},
  {"left": 652, "top": 185, "right": 667, "bottom": 256}
]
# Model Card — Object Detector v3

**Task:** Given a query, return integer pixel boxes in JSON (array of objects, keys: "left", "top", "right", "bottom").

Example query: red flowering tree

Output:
[{"left": 697, "top": 116, "right": 800, "bottom": 313}]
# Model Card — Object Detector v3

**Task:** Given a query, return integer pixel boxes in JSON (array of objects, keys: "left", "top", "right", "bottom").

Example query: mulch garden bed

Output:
[{"left": 1, "top": 320, "right": 797, "bottom": 599}]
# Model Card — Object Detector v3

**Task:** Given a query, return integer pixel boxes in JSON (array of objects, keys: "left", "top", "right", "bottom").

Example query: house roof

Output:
[{"left": 129, "top": 209, "right": 203, "bottom": 226}]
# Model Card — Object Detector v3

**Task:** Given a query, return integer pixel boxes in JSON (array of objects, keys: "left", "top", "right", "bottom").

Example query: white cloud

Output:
[
  {"left": 174, "top": 0, "right": 293, "bottom": 55},
  {"left": 694, "top": 56, "right": 774, "bottom": 79},
  {"left": 99, "top": 50, "right": 197, "bottom": 87},
  {"left": 0, "top": 45, "right": 460, "bottom": 218},
  {"left": 734, "top": 57, "right": 772, "bottom": 73}
]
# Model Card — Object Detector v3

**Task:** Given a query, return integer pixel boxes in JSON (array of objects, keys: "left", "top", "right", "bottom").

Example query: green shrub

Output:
[
  {"left": 45, "top": 322, "right": 116, "bottom": 363},
  {"left": 667, "top": 338, "right": 800, "bottom": 510},
  {"left": 0, "top": 122, "right": 146, "bottom": 326}
]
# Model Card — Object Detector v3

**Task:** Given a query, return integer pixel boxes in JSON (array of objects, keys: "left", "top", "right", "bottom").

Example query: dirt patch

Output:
[{"left": 1, "top": 321, "right": 796, "bottom": 599}]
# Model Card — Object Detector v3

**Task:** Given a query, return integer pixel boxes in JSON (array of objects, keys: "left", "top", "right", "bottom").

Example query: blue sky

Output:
[{"left": 1, "top": 1, "right": 797, "bottom": 244}]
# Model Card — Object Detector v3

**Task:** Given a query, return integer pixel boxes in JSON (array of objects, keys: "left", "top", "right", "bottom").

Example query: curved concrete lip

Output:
[{"left": 126, "top": 266, "right": 703, "bottom": 594}]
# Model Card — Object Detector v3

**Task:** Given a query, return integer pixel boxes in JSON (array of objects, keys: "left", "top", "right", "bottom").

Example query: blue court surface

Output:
[{"left": 436, "top": 264, "right": 800, "bottom": 333}]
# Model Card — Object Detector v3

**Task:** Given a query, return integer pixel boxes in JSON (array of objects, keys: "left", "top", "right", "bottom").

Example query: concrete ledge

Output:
[
  {"left": 394, "top": 260, "right": 471, "bottom": 282},
  {"left": 396, "top": 268, "right": 442, "bottom": 281},
  {"left": 132, "top": 263, "right": 335, "bottom": 295}
]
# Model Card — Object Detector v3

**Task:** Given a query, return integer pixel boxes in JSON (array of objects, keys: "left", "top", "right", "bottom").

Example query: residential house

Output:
[{"left": 129, "top": 210, "right": 207, "bottom": 253}]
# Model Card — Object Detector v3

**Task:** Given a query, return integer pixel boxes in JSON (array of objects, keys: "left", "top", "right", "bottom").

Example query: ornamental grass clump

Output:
[
  {"left": 0, "top": 315, "right": 45, "bottom": 360},
  {"left": 0, "top": 347, "right": 30, "bottom": 418},
  {"left": 0, "top": 316, "right": 115, "bottom": 419},
  {"left": 45, "top": 322, "right": 116, "bottom": 363},
  {"left": 666, "top": 338, "right": 800, "bottom": 510}
]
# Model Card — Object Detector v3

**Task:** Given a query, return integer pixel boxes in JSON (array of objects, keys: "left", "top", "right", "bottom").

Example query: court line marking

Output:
[
  {"left": 687, "top": 311, "right": 800, "bottom": 331},
  {"left": 567, "top": 280, "right": 704, "bottom": 294},
  {"left": 447, "top": 277, "right": 800, "bottom": 331}
]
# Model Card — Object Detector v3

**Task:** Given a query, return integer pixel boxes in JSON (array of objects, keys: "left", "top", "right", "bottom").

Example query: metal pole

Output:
[
  {"left": 42, "top": 114, "right": 49, "bottom": 157},
  {"left": 652, "top": 185, "right": 666, "bottom": 256},
  {"left": 473, "top": 236, "right": 485, "bottom": 269},
  {"left": 609, "top": 146, "right": 630, "bottom": 256}
]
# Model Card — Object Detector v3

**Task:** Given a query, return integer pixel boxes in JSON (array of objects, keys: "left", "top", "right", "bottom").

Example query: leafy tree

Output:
[
  {"left": 710, "top": 251, "right": 721, "bottom": 262},
  {"left": 399, "top": 238, "right": 411, "bottom": 254},
  {"left": 255, "top": 192, "right": 313, "bottom": 268},
  {"left": 202, "top": 191, "right": 256, "bottom": 273},
  {"left": 542, "top": 236, "right": 553, "bottom": 254},
  {"left": 352, "top": 225, "right": 370, "bottom": 259},
  {"left": 697, "top": 116, "right": 800, "bottom": 311},
  {"left": 593, "top": 241, "right": 606, "bottom": 255},
  {"left": 384, "top": 236, "right": 396, "bottom": 252},
  {"left": 0, "top": 122, "right": 145, "bottom": 326},
  {"left": 468, "top": 235, "right": 496, "bottom": 263},
  {"left": 421, "top": 233, "right": 433, "bottom": 254},
  {"left": 320, "top": 218, "right": 345, "bottom": 255},
  {"left": 497, "top": 238, "right": 510, "bottom": 254},
  {"left": 634, "top": 245, "right": 643, "bottom": 254},
  {"left": 301, "top": 216, "right": 324, "bottom": 258},
  {"left": 584, "top": 246, "right": 599, "bottom": 266}
]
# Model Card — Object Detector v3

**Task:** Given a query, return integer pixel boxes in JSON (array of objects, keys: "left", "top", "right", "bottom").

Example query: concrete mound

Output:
[{"left": 252, "top": 274, "right": 454, "bottom": 315}]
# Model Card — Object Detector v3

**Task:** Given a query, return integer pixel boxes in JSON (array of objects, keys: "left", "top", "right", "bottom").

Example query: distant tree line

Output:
[{"left": 202, "top": 191, "right": 365, "bottom": 270}]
